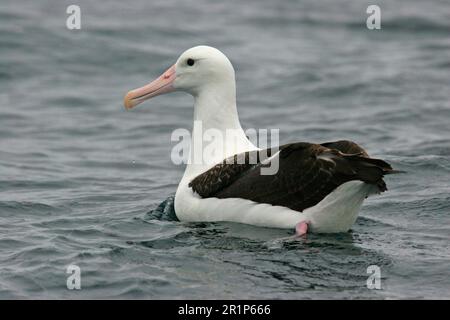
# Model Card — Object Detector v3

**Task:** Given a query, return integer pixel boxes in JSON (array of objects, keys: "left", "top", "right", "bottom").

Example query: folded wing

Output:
[{"left": 189, "top": 140, "right": 395, "bottom": 212}]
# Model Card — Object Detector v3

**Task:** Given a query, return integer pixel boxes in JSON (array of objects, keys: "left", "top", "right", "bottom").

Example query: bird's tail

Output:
[{"left": 342, "top": 154, "right": 404, "bottom": 192}]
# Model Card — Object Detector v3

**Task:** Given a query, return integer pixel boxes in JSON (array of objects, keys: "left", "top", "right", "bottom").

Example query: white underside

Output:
[{"left": 174, "top": 179, "right": 378, "bottom": 233}]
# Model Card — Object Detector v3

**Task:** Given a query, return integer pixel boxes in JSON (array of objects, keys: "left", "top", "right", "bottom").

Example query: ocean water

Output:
[{"left": 0, "top": 0, "right": 449, "bottom": 299}]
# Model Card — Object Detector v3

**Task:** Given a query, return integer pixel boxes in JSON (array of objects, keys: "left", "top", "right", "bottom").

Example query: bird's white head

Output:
[{"left": 124, "top": 46, "right": 236, "bottom": 109}]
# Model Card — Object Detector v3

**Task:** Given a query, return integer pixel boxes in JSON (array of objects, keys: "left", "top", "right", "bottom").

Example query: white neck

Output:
[{"left": 181, "top": 82, "right": 257, "bottom": 180}]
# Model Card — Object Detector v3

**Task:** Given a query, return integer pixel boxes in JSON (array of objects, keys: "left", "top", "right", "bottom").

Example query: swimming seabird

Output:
[{"left": 124, "top": 46, "right": 398, "bottom": 235}]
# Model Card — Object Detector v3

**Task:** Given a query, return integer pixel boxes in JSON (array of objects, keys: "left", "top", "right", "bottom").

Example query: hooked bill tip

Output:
[{"left": 124, "top": 92, "right": 136, "bottom": 110}]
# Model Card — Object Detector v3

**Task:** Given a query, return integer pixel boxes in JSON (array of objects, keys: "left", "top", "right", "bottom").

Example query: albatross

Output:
[{"left": 124, "top": 45, "right": 398, "bottom": 236}]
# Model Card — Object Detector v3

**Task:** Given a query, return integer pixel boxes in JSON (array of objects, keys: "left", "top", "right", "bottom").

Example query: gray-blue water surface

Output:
[{"left": 0, "top": 0, "right": 449, "bottom": 299}]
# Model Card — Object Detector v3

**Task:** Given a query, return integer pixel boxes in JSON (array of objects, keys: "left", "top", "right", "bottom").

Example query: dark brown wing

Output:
[
  {"left": 189, "top": 141, "right": 394, "bottom": 212},
  {"left": 321, "top": 140, "right": 369, "bottom": 157}
]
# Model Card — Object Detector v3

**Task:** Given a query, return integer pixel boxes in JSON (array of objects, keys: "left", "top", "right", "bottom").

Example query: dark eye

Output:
[{"left": 187, "top": 58, "right": 195, "bottom": 66}]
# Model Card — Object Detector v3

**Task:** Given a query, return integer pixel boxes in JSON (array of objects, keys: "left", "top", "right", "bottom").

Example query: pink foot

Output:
[{"left": 295, "top": 221, "right": 309, "bottom": 237}]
